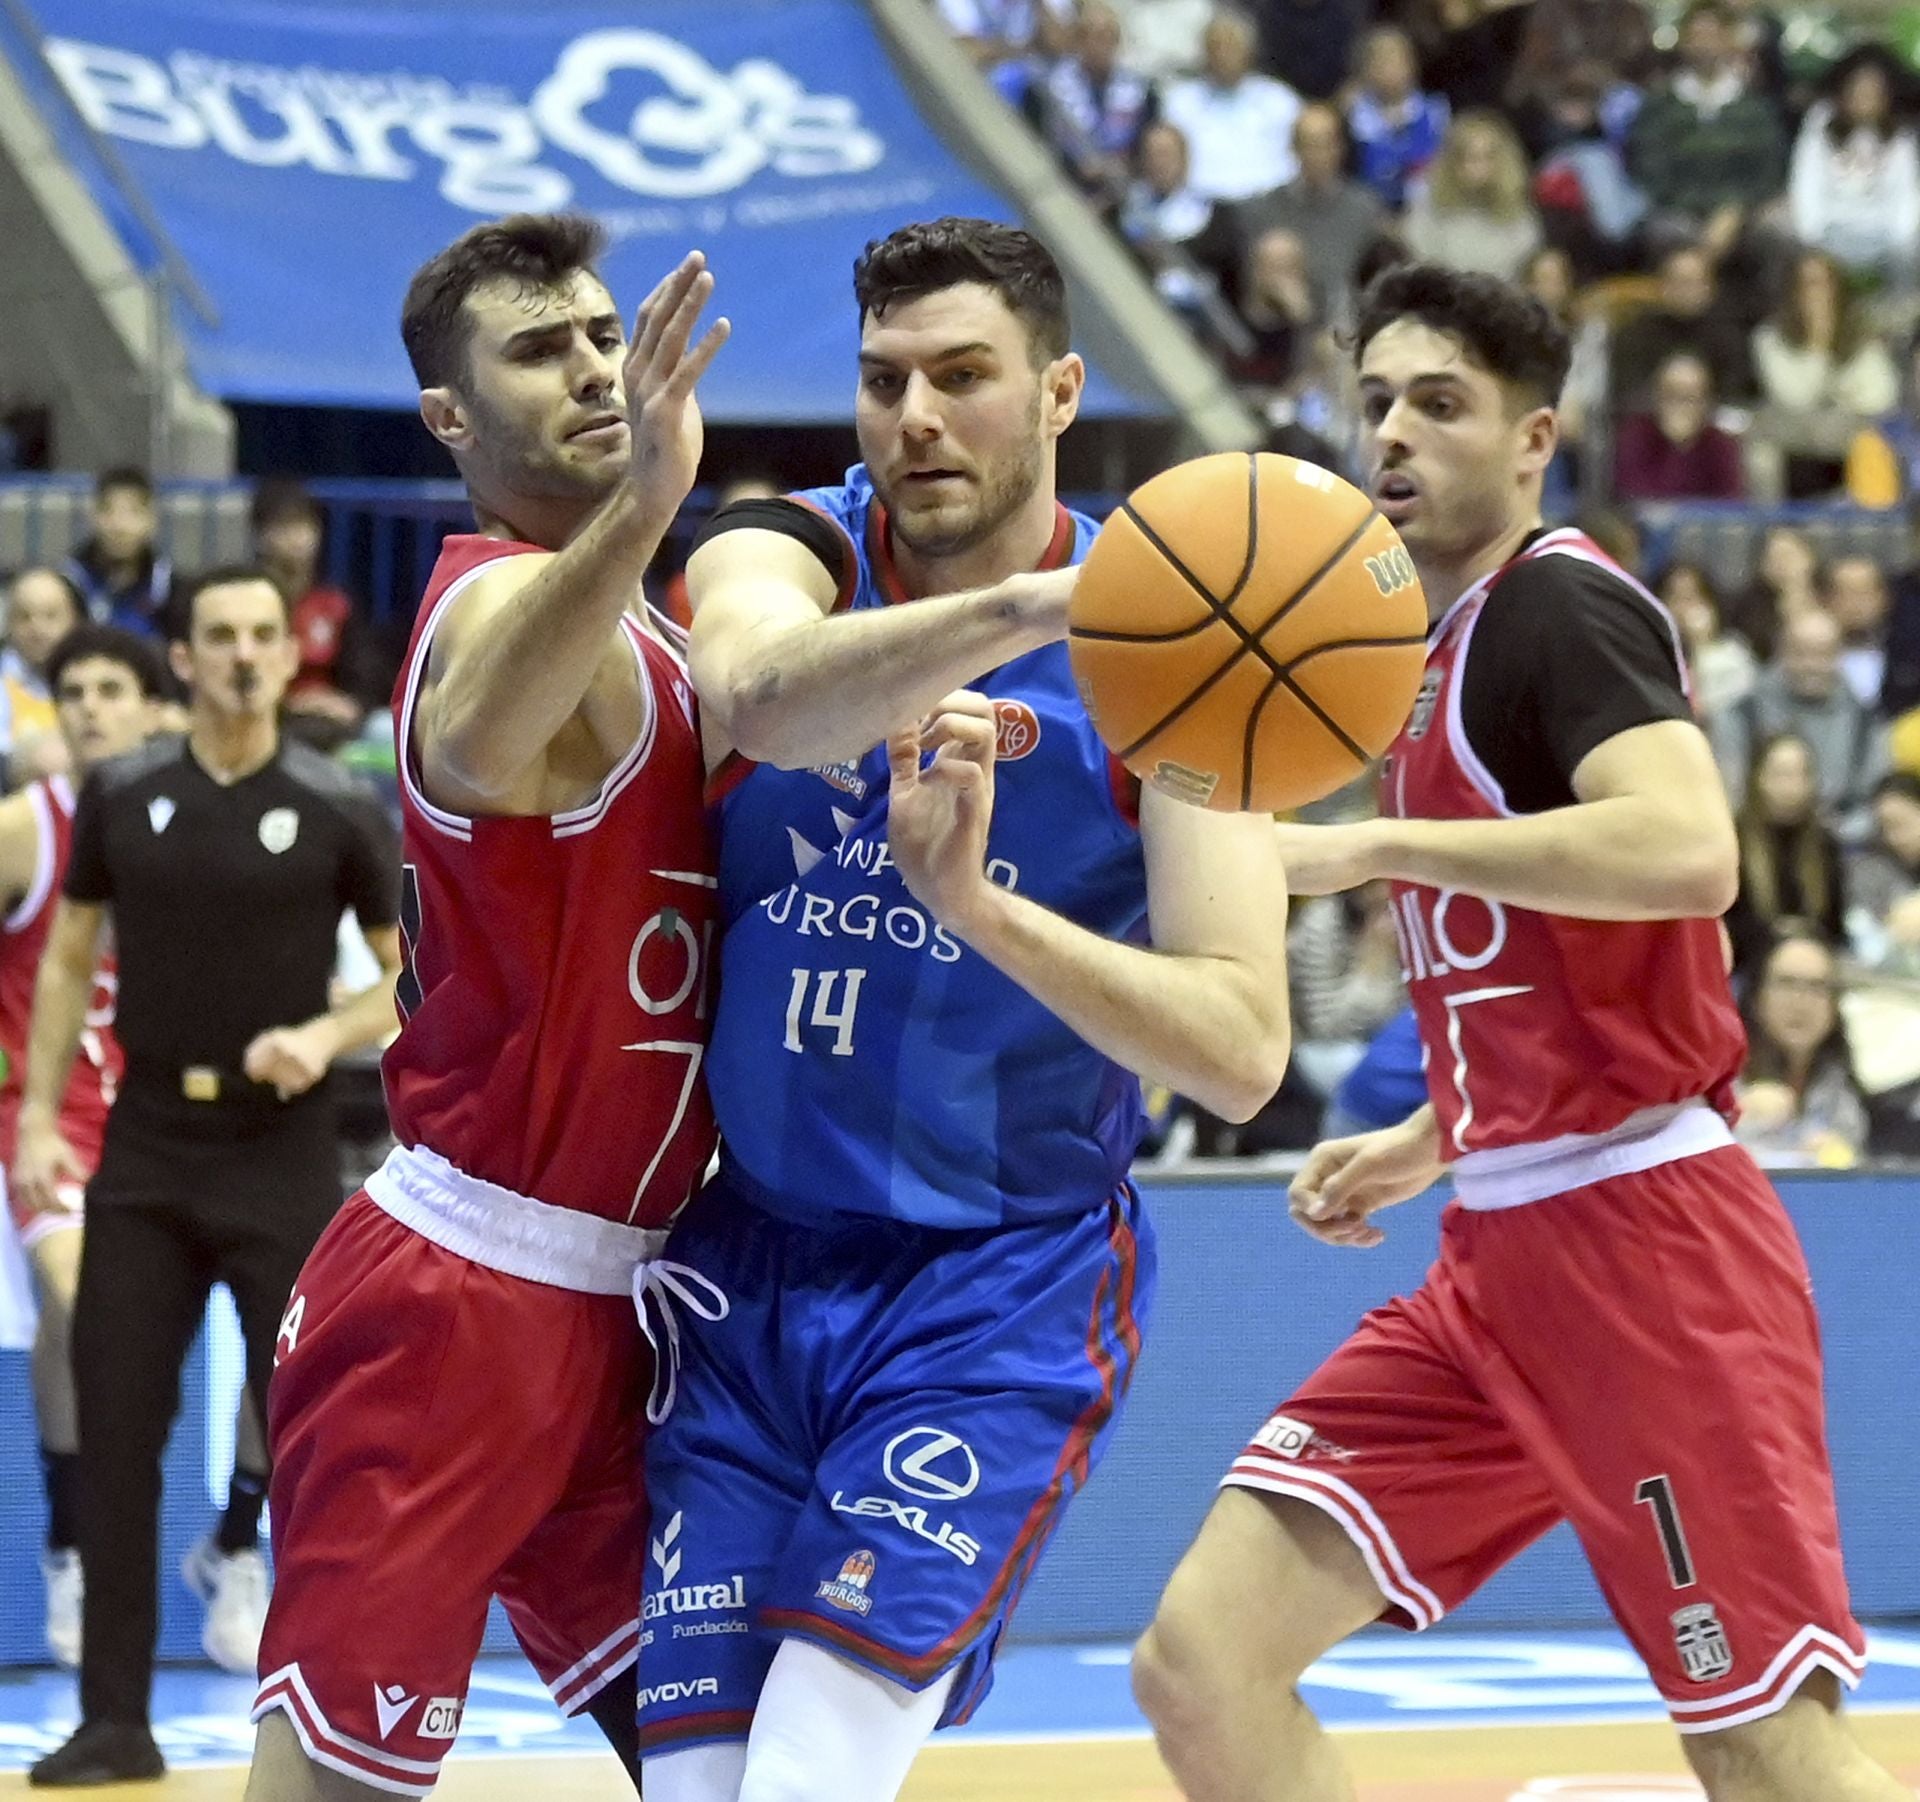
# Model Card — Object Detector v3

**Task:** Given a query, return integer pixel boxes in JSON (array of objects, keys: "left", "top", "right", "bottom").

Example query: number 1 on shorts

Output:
[{"left": 1634, "top": 1473, "right": 1697, "bottom": 1589}]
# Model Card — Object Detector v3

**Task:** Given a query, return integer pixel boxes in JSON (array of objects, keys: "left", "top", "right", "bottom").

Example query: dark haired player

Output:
[
  {"left": 1134, "top": 265, "right": 1903, "bottom": 1802},
  {"left": 247, "top": 215, "right": 726, "bottom": 1799},
  {"left": 636, "top": 217, "right": 1290, "bottom": 1802}
]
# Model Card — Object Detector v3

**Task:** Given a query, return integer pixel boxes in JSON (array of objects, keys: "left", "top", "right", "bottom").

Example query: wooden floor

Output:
[{"left": 8, "top": 1715, "right": 1915, "bottom": 1800}]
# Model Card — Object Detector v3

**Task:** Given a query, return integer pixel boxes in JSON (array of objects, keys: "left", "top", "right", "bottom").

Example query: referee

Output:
[{"left": 16, "top": 568, "right": 402, "bottom": 1788}]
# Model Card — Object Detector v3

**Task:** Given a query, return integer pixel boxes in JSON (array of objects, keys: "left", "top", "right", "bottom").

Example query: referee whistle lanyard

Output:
[{"left": 632, "top": 1259, "right": 730, "bottom": 1424}]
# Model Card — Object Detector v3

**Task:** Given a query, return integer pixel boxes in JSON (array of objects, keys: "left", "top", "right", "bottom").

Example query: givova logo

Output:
[{"left": 46, "top": 28, "right": 886, "bottom": 213}]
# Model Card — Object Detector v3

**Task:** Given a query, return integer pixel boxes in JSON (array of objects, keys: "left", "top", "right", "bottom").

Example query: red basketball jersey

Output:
[
  {"left": 1381, "top": 529, "right": 1745, "bottom": 1158},
  {"left": 383, "top": 536, "right": 718, "bottom": 1228},
  {"left": 0, "top": 775, "right": 121, "bottom": 1166}
]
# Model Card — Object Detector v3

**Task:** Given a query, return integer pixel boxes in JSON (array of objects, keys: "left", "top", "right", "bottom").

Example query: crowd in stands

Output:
[{"left": 934, "top": 0, "right": 1920, "bottom": 1164}]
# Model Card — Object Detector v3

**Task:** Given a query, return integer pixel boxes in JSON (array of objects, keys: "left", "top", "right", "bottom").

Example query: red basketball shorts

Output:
[
  {"left": 254, "top": 1189, "right": 650, "bottom": 1794},
  {"left": 1228, "top": 1145, "right": 1866, "bottom": 1733}
]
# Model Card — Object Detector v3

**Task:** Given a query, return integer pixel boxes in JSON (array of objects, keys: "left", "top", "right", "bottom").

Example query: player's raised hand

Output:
[
  {"left": 887, "top": 691, "right": 998, "bottom": 932},
  {"left": 624, "top": 252, "right": 731, "bottom": 518},
  {"left": 1288, "top": 1110, "right": 1444, "bottom": 1249}
]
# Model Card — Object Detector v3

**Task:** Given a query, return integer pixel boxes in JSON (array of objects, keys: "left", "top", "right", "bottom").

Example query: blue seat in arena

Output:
[{"left": 1635, "top": 501, "right": 1913, "bottom": 591}]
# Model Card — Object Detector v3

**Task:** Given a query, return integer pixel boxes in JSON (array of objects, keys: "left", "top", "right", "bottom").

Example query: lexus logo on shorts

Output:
[{"left": 882, "top": 1428, "right": 980, "bottom": 1501}]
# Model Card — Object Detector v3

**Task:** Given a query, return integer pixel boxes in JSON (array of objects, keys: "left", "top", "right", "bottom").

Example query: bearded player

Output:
[
  {"left": 1134, "top": 264, "right": 1904, "bottom": 1801},
  {"left": 246, "top": 216, "right": 726, "bottom": 1799}
]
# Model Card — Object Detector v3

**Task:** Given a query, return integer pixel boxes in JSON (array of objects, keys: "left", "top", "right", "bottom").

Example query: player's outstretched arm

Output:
[
  {"left": 688, "top": 532, "right": 1074, "bottom": 769},
  {"left": 420, "top": 255, "right": 729, "bottom": 813},
  {"left": 888, "top": 700, "right": 1292, "bottom": 1122},
  {"left": 1275, "top": 720, "right": 1739, "bottom": 922}
]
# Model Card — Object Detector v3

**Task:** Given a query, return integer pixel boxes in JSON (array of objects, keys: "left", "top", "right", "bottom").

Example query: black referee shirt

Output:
[{"left": 64, "top": 735, "right": 399, "bottom": 1080}]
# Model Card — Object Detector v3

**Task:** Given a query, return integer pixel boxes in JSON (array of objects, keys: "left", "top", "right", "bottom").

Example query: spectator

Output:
[
  {"left": 1734, "top": 927, "right": 1869, "bottom": 1168},
  {"left": 1726, "top": 732, "right": 1847, "bottom": 976},
  {"left": 1658, "top": 559, "right": 1756, "bottom": 722},
  {"left": 1789, "top": 47, "right": 1920, "bottom": 282},
  {"left": 1262, "top": 0, "right": 1365, "bottom": 103},
  {"left": 1505, "top": 0, "right": 1656, "bottom": 119},
  {"left": 1847, "top": 771, "right": 1920, "bottom": 975},
  {"left": 1322, "top": 1005, "right": 1429, "bottom": 1136},
  {"left": 1608, "top": 243, "right": 1755, "bottom": 407},
  {"left": 1627, "top": 0, "right": 1787, "bottom": 264},
  {"left": 249, "top": 478, "right": 381, "bottom": 748},
  {"left": 1231, "top": 104, "right": 1386, "bottom": 322},
  {"left": 1612, "top": 352, "right": 1747, "bottom": 501},
  {"left": 1160, "top": 9, "right": 1303, "bottom": 202},
  {"left": 1729, "top": 523, "right": 1823, "bottom": 661},
  {"left": 1885, "top": 508, "right": 1920, "bottom": 721},
  {"left": 938, "top": 0, "right": 1074, "bottom": 86},
  {"left": 1752, "top": 249, "right": 1902, "bottom": 499},
  {"left": 1523, "top": 63, "right": 1651, "bottom": 276},
  {"left": 0, "top": 566, "right": 84, "bottom": 787},
  {"left": 1402, "top": 111, "right": 1543, "bottom": 280},
  {"left": 1346, "top": 26, "right": 1450, "bottom": 211},
  {"left": 1119, "top": 120, "right": 1239, "bottom": 304},
  {"left": 1036, "top": 2, "right": 1156, "bottom": 210},
  {"left": 1404, "top": 0, "right": 1531, "bottom": 115},
  {"left": 1225, "top": 228, "right": 1322, "bottom": 390},
  {"left": 1712, "top": 607, "right": 1893, "bottom": 832},
  {"left": 1824, "top": 555, "right": 1892, "bottom": 712},
  {"left": 1105, "top": 0, "right": 1214, "bottom": 81},
  {"left": 1523, "top": 248, "right": 1606, "bottom": 442},
  {"left": 58, "top": 468, "right": 174, "bottom": 636},
  {"left": 1287, "top": 884, "right": 1405, "bottom": 1043}
]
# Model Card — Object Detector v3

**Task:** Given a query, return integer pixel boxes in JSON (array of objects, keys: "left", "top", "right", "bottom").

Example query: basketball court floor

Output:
[{"left": 1, "top": 1626, "right": 1916, "bottom": 1798}]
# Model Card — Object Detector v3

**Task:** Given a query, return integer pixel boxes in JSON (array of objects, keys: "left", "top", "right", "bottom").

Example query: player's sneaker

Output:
[
  {"left": 27, "top": 1720, "right": 165, "bottom": 1787},
  {"left": 181, "top": 1537, "right": 269, "bottom": 1675},
  {"left": 41, "top": 1549, "right": 81, "bottom": 1669}
]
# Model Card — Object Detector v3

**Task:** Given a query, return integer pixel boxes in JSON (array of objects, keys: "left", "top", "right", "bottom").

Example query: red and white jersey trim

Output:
[
  {"left": 1450, "top": 1098, "right": 1734, "bottom": 1211},
  {"left": 395, "top": 561, "right": 660, "bottom": 844},
  {"left": 364, "top": 1143, "right": 667, "bottom": 1293},
  {"left": 252, "top": 1664, "right": 440, "bottom": 1797},
  {"left": 5, "top": 777, "right": 65, "bottom": 933},
  {"left": 1667, "top": 1624, "right": 1866, "bottom": 1734},
  {"left": 1222, "top": 1454, "right": 1445, "bottom": 1629},
  {"left": 547, "top": 1617, "right": 641, "bottom": 1713}
]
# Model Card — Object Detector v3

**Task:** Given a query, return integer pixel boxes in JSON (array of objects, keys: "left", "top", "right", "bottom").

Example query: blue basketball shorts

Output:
[{"left": 635, "top": 1181, "right": 1155, "bottom": 1756}]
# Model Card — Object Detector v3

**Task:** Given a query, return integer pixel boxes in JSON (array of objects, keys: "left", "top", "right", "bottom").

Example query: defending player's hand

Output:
[
  {"left": 1288, "top": 1111, "right": 1444, "bottom": 1249},
  {"left": 887, "top": 691, "right": 998, "bottom": 933},
  {"left": 624, "top": 251, "right": 731, "bottom": 520},
  {"left": 13, "top": 1111, "right": 87, "bottom": 1219},
  {"left": 1272, "top": 819, "right": 1385, "bottom": 897},
  {"left": 243, "top": 1021, "right": 337, "bottom": 1102}
]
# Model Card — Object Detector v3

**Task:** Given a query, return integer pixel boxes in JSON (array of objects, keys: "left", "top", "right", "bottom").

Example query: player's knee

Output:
[
  {"left": 737, "top": 1741, "right": 824, "bottom": 1802},
  {"left": 1132, "top": 1604, "right": 1228, "bottom": 1743}
]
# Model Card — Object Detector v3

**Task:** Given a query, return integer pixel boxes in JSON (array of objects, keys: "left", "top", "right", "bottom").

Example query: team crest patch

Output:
[
  {"left": 809, "top": 758, "right": 869, "bottom": 800},
  {"left": 992, "top": 698, "right": 1041, "bottom": 761},
  {"left": 1672, "top": 1601, "right": 1734, "bottom": 1684},
  {"left": 1406, "top": 668, "right": 1443, "bottom": 740},
  {"left": 816, "top": 1549, "right": 877, "bottom": 1616},
  {"left": 258, "top": 807, "right": 299, "bottom": 854}
]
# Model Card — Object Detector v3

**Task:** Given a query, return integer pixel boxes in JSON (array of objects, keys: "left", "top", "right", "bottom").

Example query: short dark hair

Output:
[
  {"left": 94, "top": 465, "right": 153, "bottom": 504},
  {"left": 170, "top": 564, "right": 288, "bottom": 641},
  {"left": 251, "top": 475, "right": 321, "bottom": 534},
  {"left": 854, "top": 218, "right": 1070, "bottom": 364},
  {"left": 1873, "top": 770, "right": 1920, "bottom": 809},
  {"left": 46, "top": 623, "right": 168, "bottom": 700},
  {"left": 401, "top": 212, "right": 609, "bottom": 388},
  {"left": 1355, "top": 263, "right": 1571, "bottom": 408}
]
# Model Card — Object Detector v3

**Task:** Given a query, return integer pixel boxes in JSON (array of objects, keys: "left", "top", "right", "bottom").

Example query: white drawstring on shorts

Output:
[{"left": 631, "top": 1258, "right": 730, "bottom": 1425}]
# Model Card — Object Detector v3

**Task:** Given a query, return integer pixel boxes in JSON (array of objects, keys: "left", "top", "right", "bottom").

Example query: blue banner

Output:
[{"left": 17, "top": 0, "right": 1146, "bottom": 419}]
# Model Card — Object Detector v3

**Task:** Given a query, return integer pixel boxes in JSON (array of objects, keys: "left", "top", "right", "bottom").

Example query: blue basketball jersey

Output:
[{"left": 705, "top": 466, "right": 1148, "bottom": 1230}]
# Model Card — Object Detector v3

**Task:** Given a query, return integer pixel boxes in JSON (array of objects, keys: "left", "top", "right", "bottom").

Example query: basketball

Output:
[{"left": 1068, "top": 452, "right": 1430, "bottom": 812}]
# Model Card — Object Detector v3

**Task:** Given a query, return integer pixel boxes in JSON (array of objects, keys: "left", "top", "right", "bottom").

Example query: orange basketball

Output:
[{"left": 1069, "top": 452, "right": 1429, "bottom": 812}]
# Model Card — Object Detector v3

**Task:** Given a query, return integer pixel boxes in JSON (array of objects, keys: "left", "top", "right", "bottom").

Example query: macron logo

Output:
[
  {"left": 651, "top": 1511, "right": 683, "bottom": 1585},
  {"left": 373, "top": 1684, "right": 418, "bottom": 1740}
]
